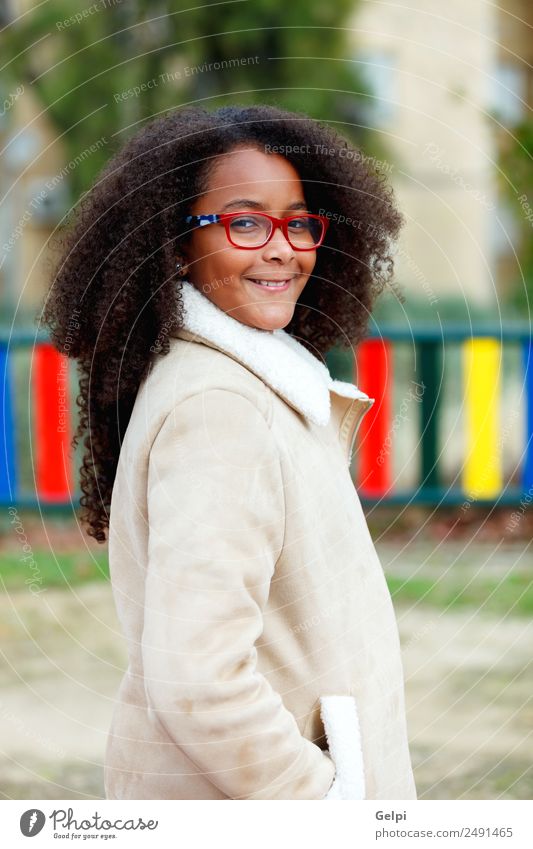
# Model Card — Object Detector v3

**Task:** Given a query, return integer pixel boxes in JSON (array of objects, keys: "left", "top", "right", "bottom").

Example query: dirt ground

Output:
[{"left": 0, "top": 536, "right": 531, "bottom": 800}]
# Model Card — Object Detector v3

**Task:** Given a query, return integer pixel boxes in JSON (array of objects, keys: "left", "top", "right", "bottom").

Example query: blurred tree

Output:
[
  {"left": 0, "top": 0, "right": 391, "bottom": 203},
  {"left": 497, "top": 118, "right": 533, "bottom": 311}
]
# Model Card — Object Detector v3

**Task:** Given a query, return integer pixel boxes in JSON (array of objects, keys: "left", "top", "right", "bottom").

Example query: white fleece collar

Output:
[{"left": 176, "top": 280, "right": 370, "bottom": 427}]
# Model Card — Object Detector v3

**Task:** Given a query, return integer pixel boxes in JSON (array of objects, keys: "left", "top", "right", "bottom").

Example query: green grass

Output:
[
  {"left": 1, "top": 551, "right": 532, "bottom": 618},
  {"left": 386, "top": 572, "right": 533, "bottom": 617},
  {"left": 0, "top": 550, "right": 109, "bottom": 589}
]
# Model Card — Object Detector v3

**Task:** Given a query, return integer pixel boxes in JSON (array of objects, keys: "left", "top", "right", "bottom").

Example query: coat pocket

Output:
[{"left": 319, "top": 694, "right": 366, "bottom": 800}]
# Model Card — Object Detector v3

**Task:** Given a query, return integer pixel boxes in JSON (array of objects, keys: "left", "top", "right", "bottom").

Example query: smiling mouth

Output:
[{"left": 245, "top": 276, "right": 297, "bottom": 289}]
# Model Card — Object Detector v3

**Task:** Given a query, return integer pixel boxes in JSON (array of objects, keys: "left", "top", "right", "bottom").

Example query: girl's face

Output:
[{"left": 179, "top": 147, "right": 317, "bottom": 331}]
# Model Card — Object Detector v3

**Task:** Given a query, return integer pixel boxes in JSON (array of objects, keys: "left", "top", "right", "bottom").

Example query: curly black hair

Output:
[{"left": 40, "top": 103, "right": 404, "bottom": 543}]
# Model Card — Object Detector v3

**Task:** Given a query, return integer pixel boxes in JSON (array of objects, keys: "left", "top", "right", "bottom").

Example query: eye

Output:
[
  {"left": 230, "top": 216, "right": 262, "bottom": 230},
  {"left": 288, "top": 217, "right": 311, "bottom": 230}
]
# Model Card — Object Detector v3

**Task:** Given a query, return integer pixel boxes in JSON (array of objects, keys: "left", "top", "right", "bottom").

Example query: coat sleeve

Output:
[{"left": 142, "top": 388, "right": 336, "bottom": 799}]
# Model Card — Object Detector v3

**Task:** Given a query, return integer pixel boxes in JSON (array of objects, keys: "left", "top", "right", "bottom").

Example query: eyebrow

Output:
[{"left": 220, "top": 198, "right": 309, "bottom": 211}]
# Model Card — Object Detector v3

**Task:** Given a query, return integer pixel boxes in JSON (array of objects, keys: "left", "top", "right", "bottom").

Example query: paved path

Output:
[
  {"left": 379, "top": 539, "right": 533, "bottom": 800},
  {"left": 0, "top": 544, "right": 531, "bottom": 799}
]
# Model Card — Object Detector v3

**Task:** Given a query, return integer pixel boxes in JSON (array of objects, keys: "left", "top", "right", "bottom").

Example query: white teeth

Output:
[{"left": 251, "top": 279, "right": 289, "bottom": 287}]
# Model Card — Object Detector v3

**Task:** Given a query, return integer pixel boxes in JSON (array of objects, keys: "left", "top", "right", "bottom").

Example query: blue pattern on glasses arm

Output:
[{"left": 185, "top": 214, "right": 219, "bottom": 226}]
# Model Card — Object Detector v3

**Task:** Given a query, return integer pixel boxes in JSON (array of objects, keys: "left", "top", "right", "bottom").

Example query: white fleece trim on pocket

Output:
[{"left": 320, "top": 694, "right": 366, "bottom": 800}]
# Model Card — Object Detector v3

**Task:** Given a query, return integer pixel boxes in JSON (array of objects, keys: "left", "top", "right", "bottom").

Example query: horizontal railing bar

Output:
[
  {"left": 0, "top": 330, "right": 51, "bottom": 345},
  {"left": 365, "top": 324, "right": 532, "bottom": 342},
  {"left": 360, "top": 487, "right": 528, "bottom": 505},
  {"left": 1, "top": 324, "right": 532, "bottom": 346}
]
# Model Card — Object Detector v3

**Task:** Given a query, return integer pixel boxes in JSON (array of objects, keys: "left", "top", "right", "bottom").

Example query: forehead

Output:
[{"left": 201, "top": 147, "right": 305, "bottom": 201}]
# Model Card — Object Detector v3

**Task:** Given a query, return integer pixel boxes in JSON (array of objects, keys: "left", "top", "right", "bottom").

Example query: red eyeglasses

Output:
[{"left": 185, "top": 212, "right": 330, "bottom": 250}]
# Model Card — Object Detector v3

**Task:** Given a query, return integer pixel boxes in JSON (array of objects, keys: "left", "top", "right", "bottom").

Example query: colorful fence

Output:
[
  {"left": 1, "top": 325, "right": 532, "bottom": 509},
  {"left": 1, "top": 331, "right": 74, "bottom": 511},
  {"left": 331, "top": 324, "right": 533, "bottom": 505}
]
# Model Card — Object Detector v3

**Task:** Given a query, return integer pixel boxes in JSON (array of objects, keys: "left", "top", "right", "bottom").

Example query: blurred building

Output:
[
  {"left": 352, "top": 0, "right": 533, "bottom": 308},
  {"left": 0, "top": 73, "right": 68, "bottom": 324}
]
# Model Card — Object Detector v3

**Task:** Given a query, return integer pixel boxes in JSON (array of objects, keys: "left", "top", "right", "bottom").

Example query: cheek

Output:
[
  {"left": 188, "top": 232, "right": 227, "bottom": 265},
  {"left": 215, "top": 253, "right": 263, "bottom": 285},
  {"left": 302, "top": 252, "right": 317, "bottom": 275},
  {"left": 198, "top": 239, "right": 248, "bottom": 272}
]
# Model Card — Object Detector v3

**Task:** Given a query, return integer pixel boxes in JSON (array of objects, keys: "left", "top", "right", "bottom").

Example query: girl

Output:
[{"left": 42, "top": 104, "right": 417, "bottom": 800}]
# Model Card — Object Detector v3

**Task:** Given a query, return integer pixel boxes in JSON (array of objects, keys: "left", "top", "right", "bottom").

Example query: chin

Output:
[{"left": 251, "top": 311, "right": 294, "bottom": 331}]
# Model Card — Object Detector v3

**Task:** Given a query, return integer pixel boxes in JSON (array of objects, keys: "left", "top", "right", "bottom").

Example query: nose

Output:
[{"left": 261, "top": 222, "right": 295, "bottom": 261}]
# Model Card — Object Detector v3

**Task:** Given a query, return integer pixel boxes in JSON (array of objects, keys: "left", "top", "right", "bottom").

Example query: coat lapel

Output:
[{"left": 173, "top": 280, "right": 373, "bottom": 428}]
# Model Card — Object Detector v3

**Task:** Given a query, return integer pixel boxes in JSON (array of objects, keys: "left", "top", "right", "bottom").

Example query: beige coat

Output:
[{"left": 104, "top": 280, "right": 417, "bottom": 800}]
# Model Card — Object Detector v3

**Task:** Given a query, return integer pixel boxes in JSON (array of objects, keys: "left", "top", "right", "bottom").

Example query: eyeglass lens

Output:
[{"left": 228, "top": 215, "right": 323, "bottom": 248}]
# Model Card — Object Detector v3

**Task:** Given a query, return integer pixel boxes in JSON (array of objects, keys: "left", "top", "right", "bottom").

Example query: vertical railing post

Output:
[
  {"left": 0, "top": 342, "right": 18, "bottom": 503},
  {"left": 462, "top": 337, "right": 502, "bottom": 498},
  {"left": 33, "top": 342, "right": 73, "bottom": 502},
  {"left": 356, "top": 337, "right": 393, "bottom": 497},
  {"left": 417, "top": 339, "right": 441, "bottom": 491},
  {"left": 523, "top": 340, "right": 533, "bottom": 493}
]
